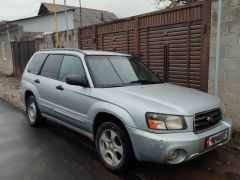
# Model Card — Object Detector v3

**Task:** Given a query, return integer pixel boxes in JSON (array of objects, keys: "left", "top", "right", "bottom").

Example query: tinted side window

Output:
[
  {"left": 27, "top": 53, "right": 48, "bottom": 74},
  {"left": 40, "top": 55, "right": 63, "bottom": 79},
  {"left": 59, "top": 56, "right": 85, "bottom": 82}
]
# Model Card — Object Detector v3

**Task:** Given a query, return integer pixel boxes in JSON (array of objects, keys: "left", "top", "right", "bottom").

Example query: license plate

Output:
[{"left": 205, "top": 130, "right": 228, "bottom": 148}]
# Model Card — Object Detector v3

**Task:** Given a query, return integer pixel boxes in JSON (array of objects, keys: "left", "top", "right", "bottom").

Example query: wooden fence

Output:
[{"left": 78, "top": 1, "right": 211, "bottom": 91}]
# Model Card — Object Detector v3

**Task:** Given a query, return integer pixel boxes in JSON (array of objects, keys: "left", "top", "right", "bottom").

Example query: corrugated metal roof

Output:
[{"left": 38, "top": 3, "right": 118, "bottom": 28}]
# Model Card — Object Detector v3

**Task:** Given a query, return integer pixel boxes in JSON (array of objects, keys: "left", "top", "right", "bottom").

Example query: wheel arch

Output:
[
  {"left": 21, "top": 79, "right": 40, "bottom": 105},
  {"left": 89, "top": 102, "right": 136, "bottom": 136},
  {"left": 25, "top": 90, "right": 35, "bottom": 104},
  {"left": 93, "top": 112, "right": 128, "bottom": 139}
]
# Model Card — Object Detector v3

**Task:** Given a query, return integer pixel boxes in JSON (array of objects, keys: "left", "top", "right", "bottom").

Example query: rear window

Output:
[
  {"left": 40, "top": 55, "right": 63, "bottom": 79},
  {"left": 27, "top": 53, "right": 48, "bottom": 74}
]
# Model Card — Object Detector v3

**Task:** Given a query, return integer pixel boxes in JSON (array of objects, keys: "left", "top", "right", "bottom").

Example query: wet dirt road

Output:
[{"left": 0, "top": 99, "right": 239, "bottom": 180}]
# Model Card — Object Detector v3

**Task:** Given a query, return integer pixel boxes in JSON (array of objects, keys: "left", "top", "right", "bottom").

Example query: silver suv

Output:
[{"left": 21, "top": 48, "right": 232, "bottom": 172}]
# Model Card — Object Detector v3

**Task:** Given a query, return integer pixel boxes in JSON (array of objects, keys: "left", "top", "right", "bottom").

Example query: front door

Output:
[{"left": 52, "top": 55, "right": 91, "bottom": 132}]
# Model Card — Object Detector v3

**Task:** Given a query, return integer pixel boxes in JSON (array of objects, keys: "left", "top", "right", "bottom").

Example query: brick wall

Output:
[{"left": 209, "top": 0, "right": 240, "bottom": 131}]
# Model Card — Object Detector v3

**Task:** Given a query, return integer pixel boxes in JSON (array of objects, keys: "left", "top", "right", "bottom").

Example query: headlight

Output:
[{"left": 146, "top": 112, "right": 187, "bottom": 130}]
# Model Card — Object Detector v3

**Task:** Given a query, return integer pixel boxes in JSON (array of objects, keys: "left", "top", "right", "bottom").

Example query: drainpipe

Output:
[
  {"left": 6, "top": 23, "right": 11, "bottom": 45},
  {"left": 64, "top": 0, "right": 69, "bottom": 48},
  {"left": 6, "top": 23, "right": 14, "bottom": 74},
  {"left": 215, "top": 0, "right": 222, "bottom": 96},
  {"left": 79, "top": 0, "right": 83, "bottom": 28},
  {"left": 6, "top": 23, "right": 13, "bottom": 61},
  {"left": 53, "top": 0, "right": 60, "bottom": 48}
]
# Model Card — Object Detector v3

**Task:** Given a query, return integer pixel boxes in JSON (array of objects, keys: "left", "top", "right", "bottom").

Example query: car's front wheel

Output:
[
  {"left": 26, "top": 96, "right": 44, "bottom": 127},
  {"left": 95, "top": 122, "right": 133, "bottom": 173}
]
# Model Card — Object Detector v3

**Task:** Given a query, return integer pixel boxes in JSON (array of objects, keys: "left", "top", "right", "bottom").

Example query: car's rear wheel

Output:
[
  {"left": 26, "top": 96, "right": 44, "bottom": 127},
  {"left": 95, "top": 122, "right": 133, "bottom": 173}
]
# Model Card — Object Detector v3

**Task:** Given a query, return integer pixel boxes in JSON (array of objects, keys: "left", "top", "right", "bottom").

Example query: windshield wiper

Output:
[
  {"left": 130, "top": 79, "right": 162, "bottom": 85},
  {"left": 104, "top": 85, "right": 124, "bottom": 88},
  {"left": 130, "top": 79, "right": 153, "bottom": 84}
]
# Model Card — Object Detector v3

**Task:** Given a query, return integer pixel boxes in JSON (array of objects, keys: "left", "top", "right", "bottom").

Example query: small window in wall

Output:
[{"left": 2, "top": 42, "right": 7, "bottom": 61}]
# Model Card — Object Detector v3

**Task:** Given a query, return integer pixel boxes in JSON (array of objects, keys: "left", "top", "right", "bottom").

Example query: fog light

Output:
[
  {"left": 166, "top": 149, "right": 187, "bottom": 164},
  {"left": 167, "top": 149, "right": 179, "bottom": 161}
]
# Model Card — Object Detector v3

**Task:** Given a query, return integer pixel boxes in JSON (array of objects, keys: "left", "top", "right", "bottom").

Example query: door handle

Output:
[
  {"left": 34, "top": 79, "right": 40, "bottom": 84},
  {"left": 56, "top": 85, "right": 64, "bottom": 91}
]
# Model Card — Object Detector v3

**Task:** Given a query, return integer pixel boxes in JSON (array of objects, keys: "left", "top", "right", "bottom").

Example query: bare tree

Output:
[{"left": 155, "top": 0, "right": 199, "bottom": 8}]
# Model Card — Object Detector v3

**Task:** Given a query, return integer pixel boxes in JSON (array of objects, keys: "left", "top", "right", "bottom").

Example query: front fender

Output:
[{"left": 88, "top": 100, "right": 137, "bottom": 133}]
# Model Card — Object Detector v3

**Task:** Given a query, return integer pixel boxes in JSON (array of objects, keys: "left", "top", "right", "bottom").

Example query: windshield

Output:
[{"left": 86, "top": 55, "right": 162, "bottom": 88}]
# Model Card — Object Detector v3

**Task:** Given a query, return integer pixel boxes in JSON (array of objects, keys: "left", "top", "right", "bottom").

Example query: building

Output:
[
  {"left": 0, "top": 10, "right": 73, "bottom": 74},
  {"left": 0, "top": 2, "right": 118, "bottom": 75},
  {"left": 0, "top": 24, "right": 21, "bottom": 74},
  {"left": 9, "top": 9, "right": 75, "bottom": 33},
  {"left": 7, "top": 3, "right": 119, "bottom": 33},
  {"left": 38, "top": 3, "right": 118, "bottom": 28}
]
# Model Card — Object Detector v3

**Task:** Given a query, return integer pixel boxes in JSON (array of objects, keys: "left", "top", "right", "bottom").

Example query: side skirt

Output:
[{"left": 41, "top": 113, "right": 94, "bottom": 141}]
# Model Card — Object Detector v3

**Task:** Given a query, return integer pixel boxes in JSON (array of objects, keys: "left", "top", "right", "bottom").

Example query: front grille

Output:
[{"left": 194, "top": 109, "right": 222, "bottom": 133}]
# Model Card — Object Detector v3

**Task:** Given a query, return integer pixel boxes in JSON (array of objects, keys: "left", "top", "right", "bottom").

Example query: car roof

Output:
[{"left": 38, "top": 48, "right": 131, "bottom": 57}]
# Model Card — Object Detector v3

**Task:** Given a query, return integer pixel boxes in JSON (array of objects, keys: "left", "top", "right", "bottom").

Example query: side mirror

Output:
[{"left": 66, "top": 75, "right": 89, "bottom": 87}]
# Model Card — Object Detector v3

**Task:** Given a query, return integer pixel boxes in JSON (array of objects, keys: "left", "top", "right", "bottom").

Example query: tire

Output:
[
  {"left": 26, "top": 96, "right": 45, "bottom": 127},
  {"left": 95, "top": 122, "right": 133, "bottom": 173}
]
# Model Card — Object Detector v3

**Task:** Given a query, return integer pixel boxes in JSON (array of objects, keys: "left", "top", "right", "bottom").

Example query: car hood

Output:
[{"left": 92, "top": 83, "right": 221, "bottom": 116}]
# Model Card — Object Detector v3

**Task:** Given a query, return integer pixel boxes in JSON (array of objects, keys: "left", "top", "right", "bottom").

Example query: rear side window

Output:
[
  {"left": 40, "top": 55, "right": 63, "bottom": 79},
  {"left": 59, "top": 55, "right": 85, "bottom": 82},
  {"left": 27, "top": 53, "right": 48, "bottom": 74}
]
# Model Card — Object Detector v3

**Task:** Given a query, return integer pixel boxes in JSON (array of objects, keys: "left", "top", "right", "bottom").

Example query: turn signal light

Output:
[{"left": 148, "top": 119, "right": 157, "bottom": 129}]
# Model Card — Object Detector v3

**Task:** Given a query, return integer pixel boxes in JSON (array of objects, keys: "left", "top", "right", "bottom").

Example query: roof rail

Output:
[{"left": 39, "top": 48, "right": 86, "bottom": 54}]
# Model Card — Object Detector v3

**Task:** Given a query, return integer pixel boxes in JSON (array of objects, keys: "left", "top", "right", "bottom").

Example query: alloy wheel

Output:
[
  {"left": 28, "top": 101, "right": 37, "bottom": 123},
  {"left": 99, "top": 129, "right": 123, "bottom": 167}
]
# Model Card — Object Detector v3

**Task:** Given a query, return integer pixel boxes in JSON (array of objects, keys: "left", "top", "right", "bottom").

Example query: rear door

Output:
[
  {"left": 22, "top": 53, "right": 48, "bottom": 106},
  {"left": 37, "top": 54, "right": 64, "bottom": 116}
]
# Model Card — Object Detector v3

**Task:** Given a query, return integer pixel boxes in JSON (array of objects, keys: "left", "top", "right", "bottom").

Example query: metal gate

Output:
[
  {"left": 78, "top": 1, "right": 211, "bottom": 91},
  {"left": 11, "top": 40, "right": 36, "bottom": 76}
]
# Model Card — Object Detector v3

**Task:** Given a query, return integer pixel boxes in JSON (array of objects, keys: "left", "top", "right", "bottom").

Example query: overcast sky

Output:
[{"left": 0, "top": 0, "right": 170, "bottom": 21}]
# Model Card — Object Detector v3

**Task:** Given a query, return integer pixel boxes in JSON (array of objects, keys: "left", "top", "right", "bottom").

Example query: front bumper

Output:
[{"left": 127, "top": 118, "right": 232, "bottom": 164}]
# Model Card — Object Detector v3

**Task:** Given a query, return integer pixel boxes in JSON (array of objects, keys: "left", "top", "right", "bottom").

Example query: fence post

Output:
[
  {"left": 78, "top": 28, "right": 82, "bottom": 49},
  {"left": 11, "top": 41, "right": 16, "bottom": 75},
  {"left": 200, "top": 0, "right": 211, "bottom": 92},
  {"left": 134, "top": 16, "right": 140, "bottom": 57},
  {"left": 93, "top": 25, "right": 97, "bottom": 50}
]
